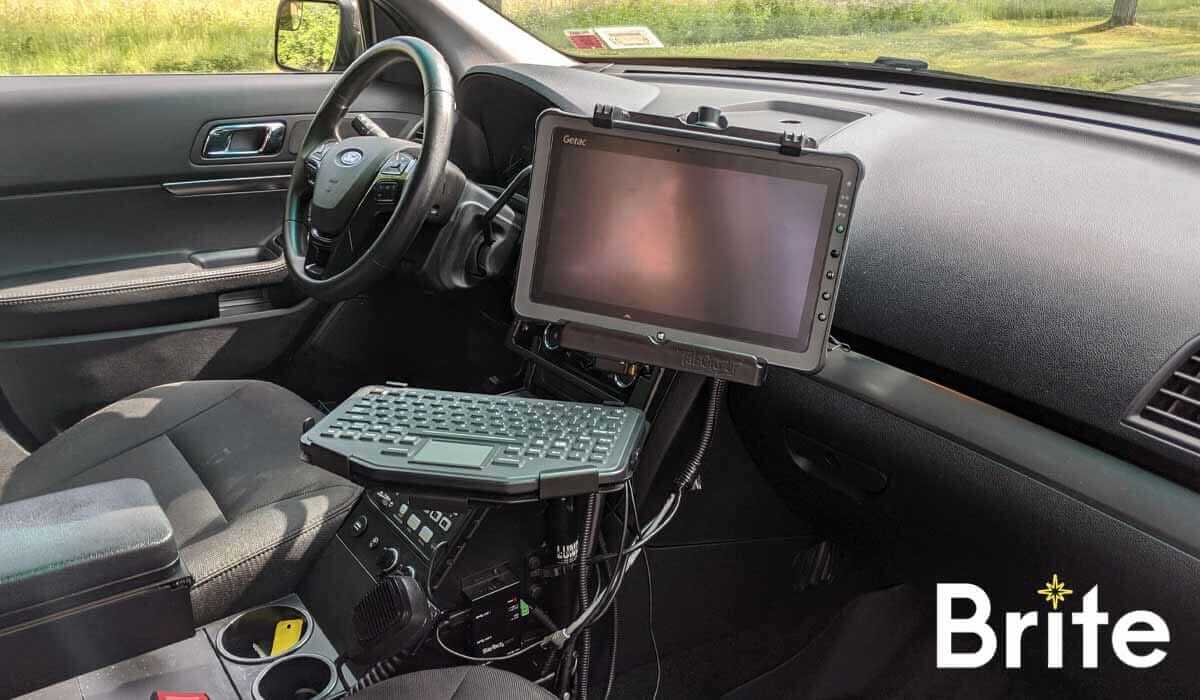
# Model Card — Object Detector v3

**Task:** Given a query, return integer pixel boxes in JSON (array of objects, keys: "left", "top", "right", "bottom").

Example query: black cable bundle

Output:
[
  {"left": 674, "top": 379, "right": 727, "bottom": 491},
  {"left": 562, "top": 377, "right": 728, "bottom": 693},
  {"left": 349, "top": 654, "right": 405, "bottom": 693},
  {"left": 576, "top": 492, "right": 602, "bottom": 699}
]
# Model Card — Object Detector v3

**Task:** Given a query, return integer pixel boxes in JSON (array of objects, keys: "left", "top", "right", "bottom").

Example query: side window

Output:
[{"left": 0, "top": 0, "right": 342, "bottom": 75}]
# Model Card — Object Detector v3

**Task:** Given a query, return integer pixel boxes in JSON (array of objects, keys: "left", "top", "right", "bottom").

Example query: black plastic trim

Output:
[
  {"left": 811, "top": 349, "right": 1200, "bottom": 558},
  {"left": 1124, "top": 333, "right": 1200, "bottom": 459}
]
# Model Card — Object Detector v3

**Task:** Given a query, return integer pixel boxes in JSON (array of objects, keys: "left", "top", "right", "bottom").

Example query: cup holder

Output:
[
  {"left": 252, "top": 654, "right": 339, "bottom": 700},
  {"left": 217, "top": 604, "right": 313, "bottom": 664}
]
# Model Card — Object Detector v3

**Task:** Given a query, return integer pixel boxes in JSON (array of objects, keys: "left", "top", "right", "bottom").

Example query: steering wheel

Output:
[{"left": 283, "top": 37, "right": 454, "bottom": 302}]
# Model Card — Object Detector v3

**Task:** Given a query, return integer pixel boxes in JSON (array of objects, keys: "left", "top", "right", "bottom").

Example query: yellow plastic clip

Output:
[{"left": 269, "top": 618, "right": 304, "bottom": 656}]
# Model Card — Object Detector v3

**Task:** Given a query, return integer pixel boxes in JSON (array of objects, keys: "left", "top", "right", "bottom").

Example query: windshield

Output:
[{"left": 493, "top": 0, "right": 1200, "bottom": 107}]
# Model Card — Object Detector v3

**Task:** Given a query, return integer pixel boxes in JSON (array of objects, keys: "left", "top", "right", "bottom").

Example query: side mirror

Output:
[{"left": 275, "top": 0, "right": 366, "bottom": 72}]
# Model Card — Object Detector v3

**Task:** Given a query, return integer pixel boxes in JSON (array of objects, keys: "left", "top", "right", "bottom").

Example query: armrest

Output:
[
  {"left": 0, "top": 478, "right": 179, "bottom": 617},
  {"left": 0, "top": 479, "right": 195, "bottom": 697}
]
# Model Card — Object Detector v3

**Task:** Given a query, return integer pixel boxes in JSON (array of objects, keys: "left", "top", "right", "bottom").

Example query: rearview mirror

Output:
[{"left": 275, "top": 0, "right": 365, "bottom": 72}]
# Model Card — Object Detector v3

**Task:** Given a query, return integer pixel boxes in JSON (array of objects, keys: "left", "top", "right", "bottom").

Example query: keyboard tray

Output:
[{"left": 301, "top": 386, "right": 647, "bottom": 497}]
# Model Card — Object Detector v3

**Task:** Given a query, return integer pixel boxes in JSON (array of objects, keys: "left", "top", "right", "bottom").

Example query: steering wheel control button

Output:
[
  {"left": 384, "top": 153, "right": 414, "bottom": 175},
  {"left": 350, "top": 516, "right": 368, "bottom": 536},
  {"left": 337, "top": 148, "right": 364, "bottom": 166},
  {"left": 375, "top": 182, "right": 398, "bottom": 203},
  {"left": 367, "top": 535, "right": 381, "bottom": 550}
]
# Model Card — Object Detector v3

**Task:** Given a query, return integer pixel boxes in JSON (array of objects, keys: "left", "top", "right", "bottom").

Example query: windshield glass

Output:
[{"left": 493, "top": 0, "right": 1200, "bottom": 107}]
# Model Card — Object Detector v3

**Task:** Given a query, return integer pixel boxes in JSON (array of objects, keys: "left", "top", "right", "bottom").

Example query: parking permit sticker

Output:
[
  {"left": 565, "top": 29, "right": 606, "bottom": 50},
  {"left": 594, "top": 26, "right": 664, "bottom": 49}
]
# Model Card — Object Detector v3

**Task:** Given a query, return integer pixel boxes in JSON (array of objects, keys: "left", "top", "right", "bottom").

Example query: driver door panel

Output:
[{"left": 0, "top": 72, "right": 422, "bottom": 443}]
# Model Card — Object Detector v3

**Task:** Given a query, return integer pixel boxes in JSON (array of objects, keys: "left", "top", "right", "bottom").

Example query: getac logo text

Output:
[
  {"left": 562, "top": 134, "right": 588, "bottom": 147},
  {"left": 680, "top": 351, "right": 735, "bottom": 378}
]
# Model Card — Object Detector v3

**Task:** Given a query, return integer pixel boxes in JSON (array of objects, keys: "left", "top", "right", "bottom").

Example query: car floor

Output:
[
  {"left": 609, "top": 582, "right": 1084, "bottom": 700},
  {"left": 606, "top": 589, "right": 849, "bottom": 699}
]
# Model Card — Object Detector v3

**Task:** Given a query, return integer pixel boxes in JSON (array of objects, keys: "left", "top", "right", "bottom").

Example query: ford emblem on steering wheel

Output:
[{"left": 337, "top": 148, "right": 364, "bottom": 166}]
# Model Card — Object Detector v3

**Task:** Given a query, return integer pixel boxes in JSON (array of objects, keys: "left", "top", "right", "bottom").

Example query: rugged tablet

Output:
[{"left": 514, "top": 108, "right": 863, "bottom": 375}]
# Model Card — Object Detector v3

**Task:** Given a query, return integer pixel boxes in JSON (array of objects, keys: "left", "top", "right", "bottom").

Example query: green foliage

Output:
[
  {"left": 507, "top": 0, "right": 1199, "bottom": 48},
  {"left": 0, "top": 0, "right": 1197, "bottom": 104},
  {"left": 515, "top": 0, "right": 968, "bottom": 47},
  {"left": 277, "top": 2, "right": 340, "bottom": 71},
  {"left": 0, "top": 0, "right": 277, "bottom": 74}
]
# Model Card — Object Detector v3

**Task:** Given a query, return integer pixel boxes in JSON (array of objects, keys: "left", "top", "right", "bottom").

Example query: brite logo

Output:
[{"left": 937, "top": 575, "right": 1169, "bottom": 669}]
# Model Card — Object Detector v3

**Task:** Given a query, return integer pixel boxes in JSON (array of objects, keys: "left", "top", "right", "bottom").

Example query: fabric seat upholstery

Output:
[
  {"left": 0, "top": 380, "right": 360, "bottom": 624},
  {"left": 356, "top": 666, "right": 556, "bottom": 700}
]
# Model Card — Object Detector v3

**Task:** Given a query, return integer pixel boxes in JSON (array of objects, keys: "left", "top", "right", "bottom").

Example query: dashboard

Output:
[
  {"left": 452, "top": 61, "right": 1200, "bottom": 484},
  {"left": 434, "top": 54, "right": 1200, "bottom": 698}
]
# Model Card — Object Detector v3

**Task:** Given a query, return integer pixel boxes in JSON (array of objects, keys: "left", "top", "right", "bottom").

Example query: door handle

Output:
[{"left": 202, "top": 121, "right": 286, "bottom": 158}]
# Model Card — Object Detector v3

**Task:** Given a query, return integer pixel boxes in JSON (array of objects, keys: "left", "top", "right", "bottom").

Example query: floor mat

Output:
[
  {"left": 608, "top": 594, "right": 845, "bottom": 700},
  {"left": 605, "top": 536, "right": 893, "bottom": 700},
  {"left": 724, "top": 585, "right": 1015, "bottom": 700}
]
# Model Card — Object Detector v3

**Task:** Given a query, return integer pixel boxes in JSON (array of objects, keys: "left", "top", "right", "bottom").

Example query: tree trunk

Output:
[{"left": 1109, "top": 0, "right": 1138, "bottom": 26}]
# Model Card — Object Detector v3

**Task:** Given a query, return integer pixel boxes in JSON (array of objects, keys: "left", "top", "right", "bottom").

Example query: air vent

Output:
[
  {"left": 1130, "top": 348, "right": 1200, "bottom": 452},
  {"left": 409, "top": 121, "right": 424, "bottom": 143}
]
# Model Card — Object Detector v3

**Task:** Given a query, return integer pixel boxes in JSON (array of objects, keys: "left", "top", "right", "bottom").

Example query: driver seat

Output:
[{"left": 0, "top": 380, "right": 360, "bottom": 624}]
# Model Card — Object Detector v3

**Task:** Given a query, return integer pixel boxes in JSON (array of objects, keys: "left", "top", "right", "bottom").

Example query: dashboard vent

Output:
[
  {"left": 1132, "top": 350, "right": 1200, "bottom": 451},
  {"left": 410, "top": 121, "right": 424, "bottom": 143}
]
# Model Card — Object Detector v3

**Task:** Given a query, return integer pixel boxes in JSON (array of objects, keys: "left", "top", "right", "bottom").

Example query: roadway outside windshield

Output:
[{"left": 492, "top": 0, "right": 1200, "bottom": 106}]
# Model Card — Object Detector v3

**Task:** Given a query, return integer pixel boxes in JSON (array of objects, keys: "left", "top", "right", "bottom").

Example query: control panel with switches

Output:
[{"left": 337, "top": 487, "right": 486, "bottom": 584}]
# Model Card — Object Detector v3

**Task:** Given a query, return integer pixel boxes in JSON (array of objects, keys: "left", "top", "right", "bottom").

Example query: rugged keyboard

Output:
[{"left": 301, "top": 386, "right": 647, "bottom": 496}]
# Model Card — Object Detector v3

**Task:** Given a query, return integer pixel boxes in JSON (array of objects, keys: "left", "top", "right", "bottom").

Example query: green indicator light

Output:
[
  {"left": 835, "top": 224, "right": 846, "bottom": 234},
  {"left": 519, "top": 600, "right": 530, "bottom": 617}
]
